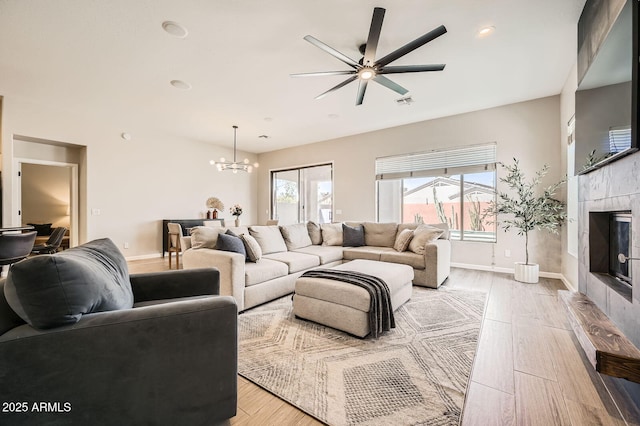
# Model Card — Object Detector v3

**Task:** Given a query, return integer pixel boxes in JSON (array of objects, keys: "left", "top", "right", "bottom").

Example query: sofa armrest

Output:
[
  {"left": 0, "top": 296, "right": 238, "bottom": 425},
  {"left": 129, "top": 268, "right": 220, "bottom": 303},
  {"left": 182, "top": 248, "right": 247, "bottom": 311},
  {"left": 423, "top": 239, "right": 451, "bottom": 287}
]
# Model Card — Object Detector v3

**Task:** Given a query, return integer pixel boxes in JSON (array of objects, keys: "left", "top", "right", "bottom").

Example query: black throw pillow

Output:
[
  {"left": 342, "top": 223, "right": 365, "bottom": 247},
  {"left": 216, "top": 231, "right": 247, "bottom": 258}
]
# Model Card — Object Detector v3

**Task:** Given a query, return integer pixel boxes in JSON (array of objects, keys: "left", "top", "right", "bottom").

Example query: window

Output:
[
  {"left": 271, "top": 164, "right": 333, "bottom": 225},
  {"left": 376, "top": 144, "right": 496, "bottom": 242},
  {"left": 608, "top": 125, "right": 632, "bottom": 153}
]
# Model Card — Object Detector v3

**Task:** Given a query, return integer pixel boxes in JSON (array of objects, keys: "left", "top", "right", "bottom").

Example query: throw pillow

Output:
[
  {"left": 394, "top": 228, "right": 414, "bottom": 252},
  {"left": 280, "top": 223, "right": 312, "bottom": 250},
  {"left": 321, "top": 223, "right": 343, "bottom": 246},
  {"left": 241, "top": 234, "right": 262, "bottom": 262},
  {"left": 3, "top": 238, "right": 133, "bottom": 329},
  {"left": 342, "top": 223, "right": 365, "bottom": 247},
  {"left": 215, "top": 231, "right": 247, "bottom": 258},
  {"left": 363, "top": 222, "right": 399, "bottom": 247},
  {"left": 409, "top": 225, "right": 445, "bottom": 255},
  {"left": 307, "top": 221, "right": 323, "bottom": 245},
  {"left": 427, "top": 222, "right": 450, "bottom": 240},
  {"left": 27, "top": 223, "right": 53, "bottom": 236},
  {"left": 249, "top": 225, "right": 288, "bottom": 254},
  {"left": 190, "top": 226, "right": 227, "bottom": 249}
]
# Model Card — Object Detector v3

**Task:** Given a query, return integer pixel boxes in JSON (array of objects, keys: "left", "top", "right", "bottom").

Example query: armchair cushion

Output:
[{"left": 4, "top": 238, "right": 133, "bottom": 329}]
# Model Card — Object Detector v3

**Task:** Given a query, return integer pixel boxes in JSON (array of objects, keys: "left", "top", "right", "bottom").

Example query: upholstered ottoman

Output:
[{"left": 292, "top": 259, "right": 413, "bottom": 337}]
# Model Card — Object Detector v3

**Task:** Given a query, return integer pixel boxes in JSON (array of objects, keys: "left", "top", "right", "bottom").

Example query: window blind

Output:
[
  {"left": 375, "top": 143, "right": 497, "bottom": 180},
  {"left": 609, "top": 126, "right": 631, "bottom": 153}
]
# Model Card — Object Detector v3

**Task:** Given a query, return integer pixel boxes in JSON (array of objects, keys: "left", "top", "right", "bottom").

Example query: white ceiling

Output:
[{"left": 0, "top": 0, "right": 586, "bottom": 153}]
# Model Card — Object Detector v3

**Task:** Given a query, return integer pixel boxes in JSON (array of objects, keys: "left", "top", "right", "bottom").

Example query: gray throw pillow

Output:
[
  {"left": 4, "top": 238, "right": 133, "bottom": 330},
  {"left": 216, "top": 231, "right": 247, "bottom": 258},
  {"left": 342, "top": 223, "right": 365, "bottom": 247}
]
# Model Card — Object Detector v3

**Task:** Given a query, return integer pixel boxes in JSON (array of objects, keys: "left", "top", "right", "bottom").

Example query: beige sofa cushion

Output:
[
  {"left": 249, "top": 225, "right": 288, "bottom": 254},
  {"left": 380, "top": 250, "right": 426, "bottom": 269},
  {"left": 292, "top": 245, "right": 344, "bottom": 265},
  {"left": 244, "top": 258, "right": 289, "bottom": 286},
  {"left": 393, "top": 228, "right": 414, "bottom": 252},
  {"left": 364, "top": 222, "right": 398, "bottom": 247},
  {"left": 307, "top": 221, "right": 322, "bottom": 245},
  {"left": 321, "top": 223, "right": 343, "bottom": 246},
  {"left": 399, "top": 222, "right": 450, "bottom": 240},
  {"left": 280, "top": 223, "right": 312, "bottom": 250},
  {"left": 342, "top": 246, "right": 395, "bottom": 261},
  {"left": 263, "top": 251, "right": 320, "bottom": 273},
  {"left": 190, "top": 226, "right": 227, "bottom": 249},
  {"left": 409, "top": 225, "right": 445, "bottom": 254}
]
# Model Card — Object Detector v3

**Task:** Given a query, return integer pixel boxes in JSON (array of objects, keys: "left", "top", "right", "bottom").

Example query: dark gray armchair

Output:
[{"left": 0, "top": 268, "right": 238, "bottom": 426}]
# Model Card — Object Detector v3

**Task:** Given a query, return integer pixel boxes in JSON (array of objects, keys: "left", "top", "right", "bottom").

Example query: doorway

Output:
[{"left": 16, "top": 160, "right": 79, "bottom": 248}]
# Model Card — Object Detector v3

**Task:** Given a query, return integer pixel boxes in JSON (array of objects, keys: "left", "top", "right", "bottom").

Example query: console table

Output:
[{"left": 161, "top": 219, "right": 225, "bottom": 256}]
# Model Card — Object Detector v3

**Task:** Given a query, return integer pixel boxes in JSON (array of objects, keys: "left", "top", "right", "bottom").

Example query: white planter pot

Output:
[{"left": 514, "top": 262, "right": 539, "bottom": 283}]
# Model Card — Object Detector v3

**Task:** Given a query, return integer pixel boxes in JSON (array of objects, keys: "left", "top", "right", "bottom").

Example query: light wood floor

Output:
[{"left": 129, "top": 257, "right": 632, "bottom": 426}]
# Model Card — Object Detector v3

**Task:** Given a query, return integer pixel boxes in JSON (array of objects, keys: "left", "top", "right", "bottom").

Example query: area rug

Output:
[{"left": 238, "top": 286, "right": 487, "bottom": 425}]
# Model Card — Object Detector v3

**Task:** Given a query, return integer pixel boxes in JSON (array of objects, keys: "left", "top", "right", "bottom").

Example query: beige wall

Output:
[
  {"left": 1, "top": 96, "right": 259, "bottom": 258},
  {"left": 257, "top": 96, "right": 564, "bottom": 273}
]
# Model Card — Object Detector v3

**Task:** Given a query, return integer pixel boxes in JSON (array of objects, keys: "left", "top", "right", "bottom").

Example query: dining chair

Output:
[{"left": 167, "top": 223, "right": 183, "bottom": 269}]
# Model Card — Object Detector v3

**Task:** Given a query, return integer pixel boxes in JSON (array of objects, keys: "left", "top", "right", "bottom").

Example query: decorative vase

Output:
[
  {"left": 235, "top": 217, "right": 240, "bottom": 227},
  {"left": 514, "top": 262, "right": 539, "bottom": 283},
  {"left": 212, "top": 210, "right": 218, "bottom": 219}
]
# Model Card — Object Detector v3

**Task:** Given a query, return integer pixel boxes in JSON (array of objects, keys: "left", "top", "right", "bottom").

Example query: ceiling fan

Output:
[{"left": 291, "top": 7, "right": 447, "bottom": 105}]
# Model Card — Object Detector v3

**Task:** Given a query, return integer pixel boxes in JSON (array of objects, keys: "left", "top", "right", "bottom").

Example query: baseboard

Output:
[
  {"left": 124, "top": 253, "right": 164, "bottom": 261},
  {"left": 451, "top": 262, "right": 577, "bottom": 292}
]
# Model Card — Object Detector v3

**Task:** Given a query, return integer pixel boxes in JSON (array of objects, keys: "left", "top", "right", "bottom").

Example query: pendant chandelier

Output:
[{"left": 211, "top": 125, "right": 259, "bottom": 173}]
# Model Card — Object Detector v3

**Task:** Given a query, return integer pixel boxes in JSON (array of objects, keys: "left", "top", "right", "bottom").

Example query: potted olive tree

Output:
[{"left": 486, "top": 159, "right": 567, "bottom": 283}]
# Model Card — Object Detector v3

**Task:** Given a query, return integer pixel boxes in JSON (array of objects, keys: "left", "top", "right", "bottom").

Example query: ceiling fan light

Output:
[
  {"left": 253, "top": 162, "right": 260, "bottom": 168},
  {"left": 220, "top": 157, "right": 225, "bottom": 163},
  {"left": 244, "top": 158, "right": 250, "bottom": 164},
  {"left": 248, "top": 166, "right": 253, "bottom": 173},
  {"left": 359, "top": 68, "right": 375, "bottom": 80}
]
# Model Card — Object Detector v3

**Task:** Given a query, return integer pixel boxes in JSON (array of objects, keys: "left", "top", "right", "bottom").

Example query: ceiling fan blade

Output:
[
  {"left": 379, "top": 64, "right": 446, "bottom": 74},
  {"left": 356, "top": 80, "right": 369, "bottom": 105},
  {"left": 315, "top": 75, "right": 358, "bottom": 100},
  {"left": 363, "top": 7, "right": 385, "bottom": 66},
  {"left": 291, "top": 70, "right": 356, "bottom": 77},
  {"left": 375, "top": 25, "right": 447, "bottom": 68},
  {"left": 373, "top": 75, "right": 409, "bottom": 96},
  {"left": 304, "top": 35, "right": 360, "bottom": 69}
]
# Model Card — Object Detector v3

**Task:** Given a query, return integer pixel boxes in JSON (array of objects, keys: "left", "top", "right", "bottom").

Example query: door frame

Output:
[{"left": 13, "top": 158, "right": 79, "bottom": 248}]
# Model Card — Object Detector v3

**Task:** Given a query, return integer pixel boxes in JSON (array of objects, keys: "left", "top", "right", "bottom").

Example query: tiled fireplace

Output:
[{"left": 578, "top": 152, "right": 640, "bottom": 347}]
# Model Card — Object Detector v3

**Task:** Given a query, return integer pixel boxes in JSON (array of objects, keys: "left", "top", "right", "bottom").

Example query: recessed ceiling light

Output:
[
  {"left": 258, "top": 135, "right": 269, "bottom": 139},
  {"left": 328, "top": 114, "right": 339, "bottom": 119},
  {"left": 264, "top": 117, "right": 273, "bottom": 122},
  {"left": 162, "top": 21, "right": 188, "bottom": 38},
  {"left": 170, "top": 79, "right": 192, "bottom": 90},
  {"left": 121, "top": 132, "right": 132, "bottom": 141},
  {"left": 477, "top": 26, "right": 495, "bottom": 37}
]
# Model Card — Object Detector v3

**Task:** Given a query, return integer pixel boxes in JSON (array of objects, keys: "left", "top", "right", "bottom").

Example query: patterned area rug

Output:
[{"left": 238, "top": 286, "right": 487, "bottom": 425}]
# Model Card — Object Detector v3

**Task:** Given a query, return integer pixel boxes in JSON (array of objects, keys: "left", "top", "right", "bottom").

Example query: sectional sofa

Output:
[{"left": 182, "top": 221, "right": 451, "bottom": 312}]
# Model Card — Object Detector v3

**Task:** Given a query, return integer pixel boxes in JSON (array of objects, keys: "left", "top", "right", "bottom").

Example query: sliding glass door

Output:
[{"left": 271, "top": 164, "right": 333, "bottom": 225}]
